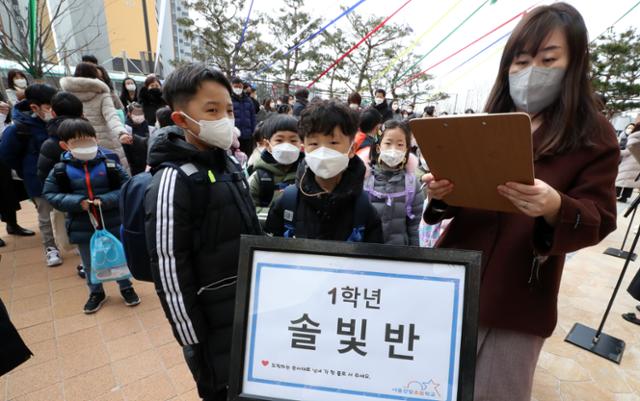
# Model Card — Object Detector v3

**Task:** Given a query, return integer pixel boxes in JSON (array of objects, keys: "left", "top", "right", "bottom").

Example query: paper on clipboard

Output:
[{"left": 409, "top": 113, "right": 534, "bottom": 213}]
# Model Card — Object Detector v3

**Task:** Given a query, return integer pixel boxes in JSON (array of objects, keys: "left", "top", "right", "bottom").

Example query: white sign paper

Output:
[{"left": 241, "top": 251, "right": 465, "bottom": 401}]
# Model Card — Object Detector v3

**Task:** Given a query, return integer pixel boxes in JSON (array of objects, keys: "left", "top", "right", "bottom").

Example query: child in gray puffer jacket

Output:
[{"left": 363, "top": 120, "right": 424, "bottom": 245}]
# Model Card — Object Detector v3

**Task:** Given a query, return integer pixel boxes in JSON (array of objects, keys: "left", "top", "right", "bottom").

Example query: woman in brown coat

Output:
[{"left": 423, "top": 3, "right": 619, "bottom": 401}]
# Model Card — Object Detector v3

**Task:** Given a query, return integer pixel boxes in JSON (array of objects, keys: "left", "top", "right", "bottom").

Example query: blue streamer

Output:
[
  {"left": 233, "top": 0, "right": 256, "bottom": 75},
  {"left": 257, "top": 0, "right": 367, "bottom": 74},
  {"left": 447, "top": 30, "right": 511, "bottom": 74}
]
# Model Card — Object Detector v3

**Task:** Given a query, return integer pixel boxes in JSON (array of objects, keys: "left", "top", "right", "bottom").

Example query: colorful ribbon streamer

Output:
[
  {"left": 258, "top": 0, "right": 368, "bottom": 75},
  {"left": 28, "top": 0, "right": 37, "bottom": 68},
  {"left": 233, "top": 0, "right": 255, "bottom": 75},
  {"left": 394, "top": 0, "right": 496, "bottom": 84},
  {"left": 373, "top": 0, "right": 464, "bottom": 83},
  {"left": 399, "top": 3, "right": 536, "bottom": 87},
  {"left": 592, "top": 0, "right": 640, "bottom": 43},
  {"left": 307, "top": 0, "right": 414, "bottom": 88}
]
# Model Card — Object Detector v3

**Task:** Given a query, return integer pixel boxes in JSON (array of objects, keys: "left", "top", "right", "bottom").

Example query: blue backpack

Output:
[
  {"left": 119, "top": 162, "right": 207, "bottom": 282},
  {"left": 280, "top": 185, "right": 371, "bottom": 242}
]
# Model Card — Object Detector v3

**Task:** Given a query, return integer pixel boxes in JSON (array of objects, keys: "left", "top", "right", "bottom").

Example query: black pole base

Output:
[
  {"left": 565, "top": 323, "right": 625, "bottom": 364},
  {"left": 603, "top": 247, "right": 637, "bottom": 261}
]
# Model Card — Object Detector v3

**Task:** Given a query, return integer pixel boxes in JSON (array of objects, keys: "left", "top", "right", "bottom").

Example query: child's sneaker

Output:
[
  {"left": 84, "top": 292, "right": 106, "bottom": 314},
  {"left": 45, "top": 246, "right": 63, "bottom": 267},
  {"left": 121, "top": 288, "right": 141, "bottom": 307},
  {"left": 76, "top": 265, "right": 86, "bottom": 279}
]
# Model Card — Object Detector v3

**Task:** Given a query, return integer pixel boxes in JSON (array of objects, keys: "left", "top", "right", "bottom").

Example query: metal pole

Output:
[
  {"left": 141, "top": 0, "right": 153, "bottom": 74},
  {"left": 123, "top": 50, "right": 129, "bottom": 76},
  {"left": 620, "top": 206, "right": 637, "bottom": 251}
]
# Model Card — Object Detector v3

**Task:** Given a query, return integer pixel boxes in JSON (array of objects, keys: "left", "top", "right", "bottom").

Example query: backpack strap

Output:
[
  {"left": 404, "top": 173, "right": 416, "bottom": 220},
  {"left": 256, "top": 168, "right": 275, "bottom": 207},
  {"left": 346, "top": 191, "right": 372, "bottom": 242},
  {"left": 280, "top": 185, "right": 299, "bottom": 238},
  {"left": 53, "top": 162, "right": 71, "bottom": 193},
  {"left": 104, "top": 159, "right": 121, "bottom": 191}
]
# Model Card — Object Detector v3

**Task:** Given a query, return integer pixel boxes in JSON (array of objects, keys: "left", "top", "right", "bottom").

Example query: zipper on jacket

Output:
[{"left": 197, "top": 275, "right": 238, "bottom": 295}]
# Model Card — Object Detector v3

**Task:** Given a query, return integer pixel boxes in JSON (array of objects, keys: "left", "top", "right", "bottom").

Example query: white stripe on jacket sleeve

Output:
[{"left": 156, "top": 168, "right": 199, "bottom": 345}]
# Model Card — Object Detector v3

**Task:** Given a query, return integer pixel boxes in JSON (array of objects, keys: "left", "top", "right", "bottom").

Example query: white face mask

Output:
[
  {"left": 232, "top": 87, "right": 243, "bottom": 96},
  {"left": 374, "top": 98, "right": 384, "bottom": 105},
  {"left": 41, "top": 110, "right": 53, "bottom": 122},
  {"left": 181, "top": 112, "right": 235, "bottom": 150},
  {"left": 509, "top": 66, "right": 565, "bottom": 114},
  {"left": 131, "top": 115, "right": 145, "bottom": 124},
  {"left": 14, "top": 79, "right": 27, "bottom": 89},
  {"left": 270, "top": 102, "right": 276, "bottom": 109},
  {"left": 407, "top": 108, "right": 413, "bottom": 113},
  {"left": 349, "top": 103, "right": 359, "bottom": 110},
  {"left": 305, "top": 146, "right": 350, "bottom": 179},
  {"left": 126, "top": 83, "right": 136, "bottom": 92},
  {"left": 70, "top": 145, "right": 98, "bottom": 161},
  {"left": 271, "top": 142, "right": 300, "bottom": 165},
  {"left": 380, "top": 148, "right": 406, "bottom": 168}
]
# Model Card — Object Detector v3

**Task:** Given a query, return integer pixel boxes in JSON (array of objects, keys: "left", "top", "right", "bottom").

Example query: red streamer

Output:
[
  {"left": 307, "top": 0, "right": 414, "bottom": 89},
  {"left": 399, "top": 3, "right": 538, "bottom": 88}
]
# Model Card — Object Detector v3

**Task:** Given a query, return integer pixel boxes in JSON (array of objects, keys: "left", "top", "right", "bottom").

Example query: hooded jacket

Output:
[
  {"left": 374, "top": 100, "right": 394, "bottom": 123},
  {"left": 144, "top": 126, "right": 262, "bottom": 390},
  {"left": 42, "top": 148, "right": 129, "bottom": 243},
  {"left": 248, "top": 150, "right": 302, "bottom": 214},
  {"left": 232, "top": 93, "right": 257, "bottom": 139},
  {"left": 365, "top": 164, "right": 424, "bottom": 246},
  {"left": 264, "top": 156, "right": 383, "bottom": 242},
  {"left": 59, "top": 77, "right": 130, "bottom": 173},
  {"left": 0, "top": 100, "right": 50, "bottom": 197}
]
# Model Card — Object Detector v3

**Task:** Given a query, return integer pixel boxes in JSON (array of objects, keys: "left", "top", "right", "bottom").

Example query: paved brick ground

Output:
[{"left": 1, "top": 201, "right": 639, "bottom": 400}]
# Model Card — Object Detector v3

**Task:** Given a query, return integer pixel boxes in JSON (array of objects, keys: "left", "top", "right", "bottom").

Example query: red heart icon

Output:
[{"left": 261, "top": 360, "right": 269, "bottom": 367}]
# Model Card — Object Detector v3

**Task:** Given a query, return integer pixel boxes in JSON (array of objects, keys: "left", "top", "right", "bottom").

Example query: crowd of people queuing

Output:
[{"left": 0, "top": 2, "right": 637, "bottom": 400}]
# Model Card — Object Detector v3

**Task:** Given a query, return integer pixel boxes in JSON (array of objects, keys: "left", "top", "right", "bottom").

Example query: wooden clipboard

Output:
[{"left": 409, "top": 113, "right": 534, "bottom": 213}]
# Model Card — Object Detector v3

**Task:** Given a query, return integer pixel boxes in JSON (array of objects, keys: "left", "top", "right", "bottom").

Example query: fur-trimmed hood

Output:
[{"left": 59, "top": 76, "right": 110, "bottom": 102}]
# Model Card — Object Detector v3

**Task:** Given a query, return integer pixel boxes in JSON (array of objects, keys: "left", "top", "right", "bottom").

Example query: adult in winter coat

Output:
[
  {"left": 60, "top": 62, "right": 131, "bottom": 173},
  {"left": 292, "top": 88, "right": 309, "bottom": 117},
  {"left": 423, "top": 4, "right": 619, "bottom": 401},
  {"left": 616, "top": 124, "right": 640, "bottom": 202},
  {"left": 123, "top": 102, "right": 151, "bottom": 175},
  {"left": 373, "top": 89, "right": 393, "bottom": 122},
  {"left": 5, "top": 69, "right": 29, "bottom": 107},
  {"left": 138, "top": 75, "right": 166, "bottom": 125},
  {"left": 119, "top": 77, "right": 138, "bottom": 109},
  {"left": 231, "top": 77, "right": 257, "bottom": 156}
]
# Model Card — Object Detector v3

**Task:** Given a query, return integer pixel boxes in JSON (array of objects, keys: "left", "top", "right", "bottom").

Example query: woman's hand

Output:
[
  {"left": 422, "top": 173, "right": 454, "bottom": 201},
  {"left": 119, "top": 133, "right": 133, "bottom": 145},
  {"left": 498, "top": 179, "right": 562, "bottom": 225}
]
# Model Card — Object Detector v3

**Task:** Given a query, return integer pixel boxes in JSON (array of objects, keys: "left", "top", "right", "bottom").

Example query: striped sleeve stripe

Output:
[{"left": 156, "top": 168, "right": 198, "bottom": 345}]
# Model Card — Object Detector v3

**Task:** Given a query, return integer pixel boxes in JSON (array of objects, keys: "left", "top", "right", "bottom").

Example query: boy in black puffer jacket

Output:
[
  {"left": 265, "top": 100, "right": 383, "bottom": 243},
  {"left": 145, "top": 64, "right": 262, "bottom": 401},
  {"left": 42, "top": 119, "right": 140, "bottom": 314}
]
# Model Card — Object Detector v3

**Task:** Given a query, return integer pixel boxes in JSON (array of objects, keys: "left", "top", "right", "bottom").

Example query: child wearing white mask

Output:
[
  {"left": 248, "top": 115, "right": 303, "bottom": 217},
  {"left": 363, "top": 120, "right": 424, "bottom": 245},
  {"left": 265, "top": 100, "right": 383, "bottom": 243}
]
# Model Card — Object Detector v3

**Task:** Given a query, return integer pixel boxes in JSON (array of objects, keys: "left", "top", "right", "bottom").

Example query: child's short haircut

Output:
[
  {"left": 51, "top": 92, "right": 83, "bottom": 117},
  {"left": 163, "top": 63, "right": 232, "bottom": 109},
  {"left": 127, "top": 102, "right": 143, "bottom": 114},
  {"left": 298, "top": 100, "right": 358, "bottom": 140},
  {"left": 57, "top": 118, "right": 97, "bottom": 142},
  {"left": 155, "top": 106, "right": 174, "bottom": 128},
  {"left": 262, "top": 114, "right": 298, "bottom": 140},
  {"left": 359, "top": 108, "right": 382, "bottom": 133},
  {"left": 25, "top": 84, "right": 57, "bottom": 106}
]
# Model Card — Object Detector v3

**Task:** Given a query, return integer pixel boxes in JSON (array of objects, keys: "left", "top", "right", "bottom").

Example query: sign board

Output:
[{"left": 229, "top": 236, "right": 481, "bottom": 401}]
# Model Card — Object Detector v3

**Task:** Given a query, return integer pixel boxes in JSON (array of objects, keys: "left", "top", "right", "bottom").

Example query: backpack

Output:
[
  {"left": 363, "top": 173, "right": 417, "bottom": 219},
  {"left": 255, "top": 168, "right": 293, "bottom": 207},
  {"left": 280, "top": 185, "right": 371, "bottom": 242},
  {"left": 119, "top": 159, "right": 253, "bottom": 282},
  {"left": 53, "top": 159, "right": 121, "bottom": 194}
]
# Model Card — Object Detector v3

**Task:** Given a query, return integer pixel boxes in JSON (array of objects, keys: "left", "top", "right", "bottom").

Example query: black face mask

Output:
[{"left": 149, "top": 88, "right": 162, "bottom": 97}]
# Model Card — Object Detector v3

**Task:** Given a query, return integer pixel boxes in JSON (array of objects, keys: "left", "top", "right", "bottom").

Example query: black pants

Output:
[
  {"left": 238, "top": 137, "right": 254, "bottom": 158},
  {"left": 183, "top": 343, "right": 228, "bottom": 401},
  {"left": 617, "top": 186, "right": 634, "bottom": 201}
]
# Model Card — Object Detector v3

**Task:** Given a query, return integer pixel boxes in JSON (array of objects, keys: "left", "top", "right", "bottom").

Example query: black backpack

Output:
[
  {"left": 255, "top": 168, "right": 295, "bottom": 207},
  {"left": 52, "top": 159, "right": 121, "bottom": 193}
]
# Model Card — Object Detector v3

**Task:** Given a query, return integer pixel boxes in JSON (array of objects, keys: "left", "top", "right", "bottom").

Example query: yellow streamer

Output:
[{"left": 374, "top": 0, "right": 465, "bottom": 82}]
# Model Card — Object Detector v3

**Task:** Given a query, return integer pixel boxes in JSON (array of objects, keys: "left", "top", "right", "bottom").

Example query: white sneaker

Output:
[{"left": 45, "top": 246, "right": 63, "bottom": 267}]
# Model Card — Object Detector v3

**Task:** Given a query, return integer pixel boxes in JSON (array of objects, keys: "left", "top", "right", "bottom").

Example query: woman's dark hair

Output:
[
  {"left": 73, "top": 62, "right": 100, "bottom": 79},
  {"left": 279, "top": 94, "right": 290, "bottom": 104},
  {"left": 276, "top": 104, "right": 291, "bottom": 114},
  {"left": 162, "top": 63, "right": 231, "bottom": 109},
  {"left": 262, "top": 114, "right": 299, "bottom": 140},
  {"left": 155, "top": 106, "right": 175, "bottom": 128},
  {"left": 57, "top": 118, "right": 97, "bottom": 142},
  {"left": 7, "top": 69, "right": 27, "bottom": 90},
  {"left": 120, "top": 77, "right": 137, "bottom": 105},
  {"left": 96, "top": 66, "right": 114, "bottom": 91},
  {"left": 262, "top": 97, "right": 274, "bottom": 112},
  {"left": 253, "top": 121, "right": 265, "bottom": 144},
  {"left": 51, "top": 92, "right": 83, "bottom": 117},
  {"left": 81, "top": 54, "right": 98, "bottom": 64},
  {"left": 632, "top": 123, "right": 640, "bottom": 134},
  {"left": 484, "top": 2, "right": 599, "bottom": 159},
  {"left": 298, "top": 100, "right": 358, "bottom": 140},
  {"left": 348, "top": 92, "right": 362, "bottom": 106},
  {"left": 145, "top": 75, "right": 161, "bottom": 88},
  {"left": 371, "top": 120, "right": 413, "bottom": 166}
]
